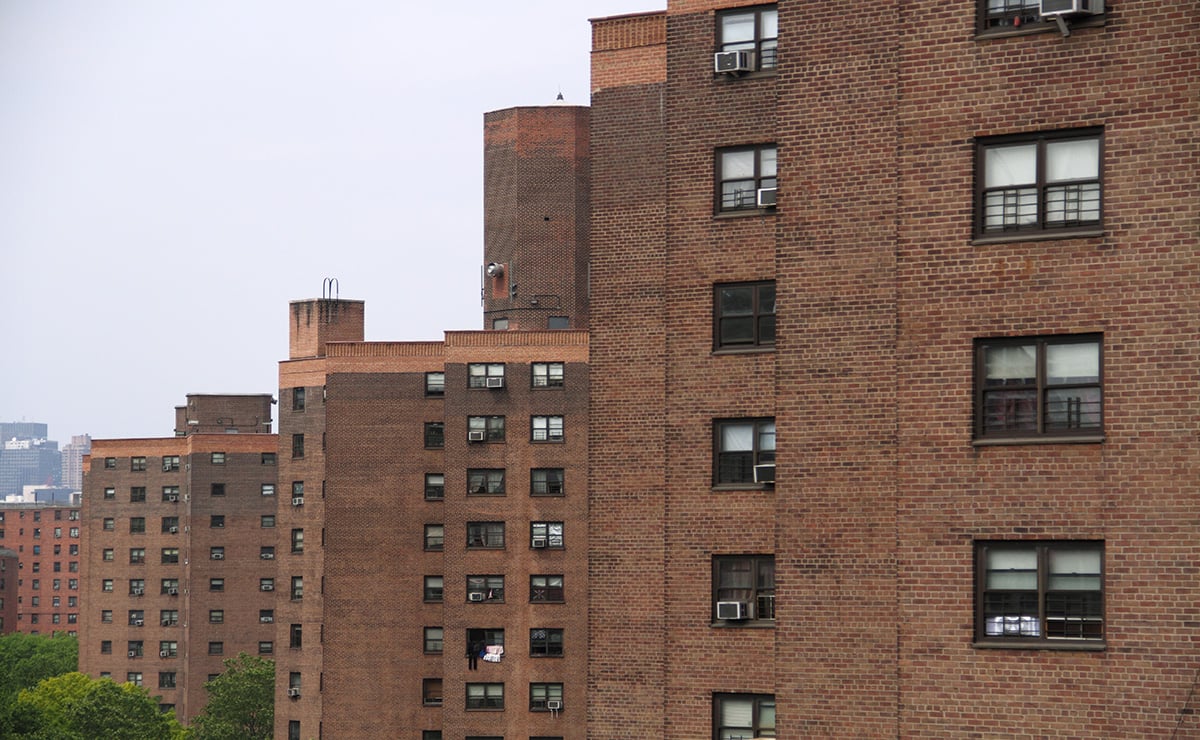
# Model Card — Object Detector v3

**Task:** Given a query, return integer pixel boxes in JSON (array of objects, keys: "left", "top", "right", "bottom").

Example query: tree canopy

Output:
[
  {"left": 9, "top": 672, "right": 185, "bottom": 740},
  {"left": 189, "top": 653, "right": 274, "bottom": 740},
  {"left": 0, "top": 632, "right": 78, "bottom": 736}
]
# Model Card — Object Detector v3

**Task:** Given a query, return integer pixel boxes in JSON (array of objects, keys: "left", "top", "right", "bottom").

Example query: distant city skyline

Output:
[{"left": 0, "top": 0, "right": 657, "bottom": 442}]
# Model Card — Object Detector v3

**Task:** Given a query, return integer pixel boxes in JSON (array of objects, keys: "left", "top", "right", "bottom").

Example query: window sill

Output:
[
  {"left": 710, "top": 620, "right": 775, "bottom": 629},
  {"left": 973, "top": 434, "right": 1104, "bottom": 447},
  {"left": 971, "top": 227, "right": 1104, "bottom": 246},
  {"left": 974, "top": 639, "right": 1105, "bottom": 652},
  {"left": 711, "top": 483, "right": 773, "bottom": 492},
  {"left": 714, "top": 68, "right": 778, "bottom": 82},
  {"left": 714, "top": 208, "right": 776, "bottom": 220},
  {"left": 712, "top": 346, "right": 775, "bottom": 356}
]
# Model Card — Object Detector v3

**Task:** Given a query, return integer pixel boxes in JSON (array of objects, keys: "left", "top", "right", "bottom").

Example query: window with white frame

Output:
[
  {"left": 531, "top": 362, "right": 565, "bottom": 388},
  {"left": 468, "top": 363, "right": 506, "bottom": 388},
  {"left": 531, "top": 522, "right": 563, "bottom": 549},
  {"left": 531, "top": 416, "right": 564, "bottom": 442}
]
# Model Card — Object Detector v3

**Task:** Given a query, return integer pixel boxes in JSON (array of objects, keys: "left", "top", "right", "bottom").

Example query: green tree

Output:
[
  {"left": 190, "top": 653, "right": 274, "bottom": 740},
  {"left": 9, "top": 672, "right": 185, "bottom": 740},
  {"left": 0, "top": 632, "right": 78, "bottom": 735}
]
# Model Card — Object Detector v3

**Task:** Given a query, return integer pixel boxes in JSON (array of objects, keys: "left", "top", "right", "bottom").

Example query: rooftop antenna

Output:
[{"left": 322, "top": 277, "right": 339, "bottom": 300}]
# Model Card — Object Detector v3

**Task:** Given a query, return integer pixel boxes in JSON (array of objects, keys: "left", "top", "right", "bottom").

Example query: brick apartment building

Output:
[
  {"left": 275, "top": 104, "right": 590, "bottom": 740},
  {"left": 0, "top": 547, "right": 19, "bottom": 633},
  {"left": 0, "top": 502, "right": 82, "bottom": 635},
  {"left": 79, "top": 395, "right": 278, "bottom": 722},
  {"left": 587, "top": 1, "right": 1199, "bottom": 738}
]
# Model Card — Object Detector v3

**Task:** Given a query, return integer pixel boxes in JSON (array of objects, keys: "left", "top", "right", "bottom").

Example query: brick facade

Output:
[
  {"left": 0, "top": 504, "right": 80, "bottom": 635},
  {"left": 588, "top": 1, "right": 1200, "bottom": 737}
]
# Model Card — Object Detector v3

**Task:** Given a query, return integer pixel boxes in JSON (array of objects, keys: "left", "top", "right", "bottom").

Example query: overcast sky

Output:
[{"left": 0, "top": 0, "right": 658, "bottom": 443}]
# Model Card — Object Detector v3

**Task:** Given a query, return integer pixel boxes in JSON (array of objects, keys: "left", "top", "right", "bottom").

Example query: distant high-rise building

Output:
[
  {"left": 61, "top": 435, "right": 91, "bottom": 491},
  {"left": 0, "top": 431, "right": 61, "bottom": 499}
]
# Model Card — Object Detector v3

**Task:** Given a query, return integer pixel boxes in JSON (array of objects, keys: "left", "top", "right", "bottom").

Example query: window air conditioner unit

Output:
[
  {"left": 159, "top": 650, "right": 169, "bottom": 658},
  {"left": 132, "top": 588, "right": 144, "bottom": 595},
  {"left": 753, "top": 463, "right": 776, "bottom": 484},
  {"left": 212, "top": 552, "right": 224, "bottom": 560},
  {"left": 546, "top": 699, "right": 563, "bottom": 711},
  {"left": 166, "top": 494, "right": 178, "bottom": 502},
  {"left": 756, "top": 187, "right": 778, "bottom": 207},
  {"left": 287, "top": 687, "right": 301, "bottom": 698},
  {"left": 468, "top": 430, "right": 486, "bottom": 442},
  {"left": 485, "top": 376, "right": 504, "bottom": 388},
  {"left": 714, "top": 50, "right": 755, "bottom": 74},
  {"left": 161, "top": 619, "right": 171, "bottom": 626},
  {"left": 260, "top": 616, "right": 273, "bottom": 623},
  {"left": 261, "top": 583, "right": 274, "bottom": 591},
  {"left": 133, "top": 619, "right": 144, "bottom": 626},
  {"left": 168, "top": 588, "right": 178, "bottom": 595},
  {"left": 716, "top": 601, "right": 749, "bottom": 620},
  {"left": 168, "top": 526, "right": 178, "bottom": 533},
  {"left": 292, "top": 496, "right": 304, "bottom": 506},
  {"left": 531, "top": 536, "right": 548, "bottom": 549},
  {"left": 261, "top": 552, "right": 274, "bottom": 560},
  {"left": 1040, "top": 0, "right": 1103, "bottom": 16},
  {"left": 468, "top": 592, "right": 485, "bottom": 602},
  {"left": 128, "top": 650, "right": 138, "bottom": 657}
]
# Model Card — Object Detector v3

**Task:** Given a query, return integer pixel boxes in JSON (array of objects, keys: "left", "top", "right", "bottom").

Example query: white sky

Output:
[{"left": 0, "top": 0, "right": 658, "bottom": 442}]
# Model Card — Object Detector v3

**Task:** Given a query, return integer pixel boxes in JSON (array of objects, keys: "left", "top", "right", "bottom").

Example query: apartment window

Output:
[
  {"left": 262, "top": 515, "right": 276, "bottom": 529},
  {"left": 261, "top": 483, "right": 275, "bottom": 496},
  {"left": 714, "top": 693, "right": 776, "bottom": 740},
  {"left": 103, "top": 518, "right": 114, "bottom": 531},
  {"left": 531, "top": 468, "right": 565, "bottom": 496},
  {"left": 424, "top": 627, "right": 444, "bottom": 653},
  {"left": 717, "top": 145, "right": 777, "bottom": 212},
  {"left": 68, "top": 578, "right": 77, "bottom": 590},
  {"left": 69, "top": 544, "right": 78, "bottom": 555},
  {"left": 160, "top": 548, "right": 180, "bottom": 565},
  {"left": 715, "top": 419, "right": 775, "bottom": 484},
  {"left": 977, "top": 541, "right": 1103, "bottom": 642},
  {"left": 130, "top": 518, "right": 145, "bottom": 534},
  {"left": 262, "top": 452, "right": 276, "bottom": 465},
  {"left": 103, "top": 548, "right": 114, "bottom": 562},
  {"left": 466, "top": 575, "right": 505, "bottom": 603},
  {"left": 260, "top": 609, "right": 274, "bottom": 624},
  {"left": 424, "top": 524, "right": 444, "bottom": 551},
  {"left": 211, "top": 452, "right": 225, "bottom": 465},
  {"left": 209, "top": 578, "right": 224, "bottom": 592},
  {"left": 531, "top": 362, "right": 564, "bottom": 388},
  {"left": 530, "top": 575, "right": 564, "bottom": 603},
  {"left": 160, "top": 610, "right": 178, "bottom": 627},
  {"left": 423, "top": 733, "right": 443, "bottom": 740},
  {"left": 162, "top": 455, "right": 180, "bottom": 472},
  {"left": 258, "top": 641, "right": 273, "bottom": 655},
  {"left": 292, "top": 434, "right": 305, "bottom": 459},
  {"left": 492, "top": 318, "right": 509, "bottom": 330},
  {"left": 158, "top": 672, "right": 176, "bottom": 689},
  {"left": 129, "top": 610, "right": 144, "bottom": 626},
  {"left": 292, "top": 481, "right": 304, "bottom": 500},
  {"left": 261, "top": 546, "right": 275, "bottom": 560},
  {"left": 466, "top": 683, "right": 504, "bottom": 710},
  {"left": 424, "top": 422, "right": 445, "bottom": 449},
  {"left": 102, "top": 579, "right": 114, "bottom": 593},
  {"left": 161, "top": 517, "right": 179, "bottom": 534},
  {"left": 103, "top": 487, "right": 115, "bottom": 500},
  {"left": 424, "top": 576, "right": 444, "bottom": 602},
  {"left": 547, "top": 316, "right": 569, "bottom": 330},
  {"left": 423, "top": 678, "right": 443, "bottom": 706},
  {"left": 468, "top": 416, "right": 505, "bottom": 443},
  {"left": 291, "top": 529, "right": 304, "bottom": 553},
  {"left": 208, "top": 641, "right": 224, "bottom": 656},
  {"left": 104, "top": 457, "right": 117, "bottom": 469},
  {"left": 292, "top": 387, "right": 306, "bottom": 411},
  {"left": 530, "top": 682, "right": 563, "bottom": 712},
  {"left": 468, "top": 469, "right": 505, "bottom": 496},
  {"left": 528, "top": 415, "right": 565, "bottom": 443},
  {"left": 531, "top": 522, "right": 564, "bottom": 549},
  {"left": 102, "top": 609, "right": 113, "bottom": 622},
  {"left": 290, "top": 576, "right": 303, "bottom": 600},
  {"left": 211, "top": 483, "right": 225, "bottom": 496},
  {"left": 288, "top": 721, "right": 301, "bottom": 740},
  {"left": 715, "top": 281, "right": 776, "bottom": 350},
  {"left": 127, "top": 672, "right": 143, "bottom": 687},
  {"left": 717, "top": 5, "right": 778, "bottom": 70},
  {"left": 161, "top": 578, "right": 178, "bottom": 594},
  {"left": 129, "top": 548, "right": 146, "bottom": 564},
  {"left": 162, "top": 486, "right": 180, "bottom": 502},
  {"left": 468, "top": 363, "right": 506, "bottom": 388},
  {"left": 714, "top": 555, "right": 776, "bottom": 622},
  {"left": 975, "top": 335, "right": 1102, "bottom": 439},
  {"left": 424, "top": 473, "right": 445, "bottom": 501},
  {"left": 210, "top": 547, "right": 225, "bottom": 560},
  {"left": 209, "top": 610, "right": 224, "bottom": 624},
  {"left": 530, "top": 628, "right": 564, "bottom": 657},
  {"left": 210, "top": 515, "right": 225, "bottom": 529},
  {"left": 128, "top": 640, "right": 144, "bottom": 657},
  {"left": 154, "top": 640, "right": 175, "bottom": 658},
  {"left": 289, "top": 624, "right": 302, "bottom": 648},
  {"left": 425, "top": 372, "right": 446, "bottom": 396},
  {"left": 260, "top": 578, "right": 275, "bottom": 592},
  {"left": 467, "top": 522, "right": 505, "bottom": 549},
  {"left": 976, "top": 129, "right": 1102, "bottom": 238},
  {"left": 131, "top": 457, "right": 147, "bottom": 471},
  {"left": 101, "top": 640, "right": 112, "bottom": 654}
]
